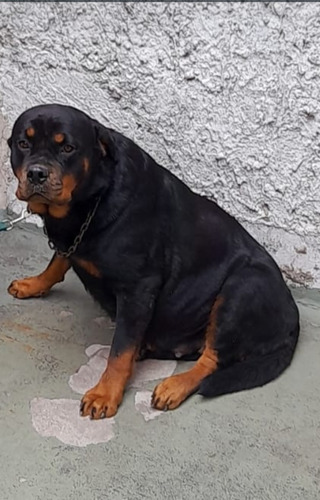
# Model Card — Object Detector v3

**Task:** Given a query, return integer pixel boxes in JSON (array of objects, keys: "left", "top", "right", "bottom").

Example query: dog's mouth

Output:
[
  {"left": 16, "top": 183, "right": 63, "bottom": 204},
  {"left": 16, "top": 179, "right": 76, "bottom": 218},
  {"left": 24, "top": 192, "right": 51, "bottom": 203}
]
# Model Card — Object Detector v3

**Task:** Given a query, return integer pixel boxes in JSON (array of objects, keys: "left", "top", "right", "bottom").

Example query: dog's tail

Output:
[{"left": 199, "top": 326, "right": 299, "bottom": 398}]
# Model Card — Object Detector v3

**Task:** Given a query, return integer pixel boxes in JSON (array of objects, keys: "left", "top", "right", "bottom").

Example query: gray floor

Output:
[{"left": 1, "top": 219, "right": 320, "bottom": 500}]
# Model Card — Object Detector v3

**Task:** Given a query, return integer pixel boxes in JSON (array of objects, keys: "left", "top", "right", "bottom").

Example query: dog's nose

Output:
[{"left": 27, "top": 165, "right": 49, "bottom": 185}]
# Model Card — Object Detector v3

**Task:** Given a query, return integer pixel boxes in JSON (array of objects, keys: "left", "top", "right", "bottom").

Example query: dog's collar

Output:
[{"left": 44, "top": 196, "right": 101, "bottom": 258}]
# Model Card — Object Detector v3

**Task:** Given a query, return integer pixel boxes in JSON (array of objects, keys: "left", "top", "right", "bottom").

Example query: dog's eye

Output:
[
  {"left": 61, "top": 144, "right": 75, "bottom": 154},
  {"left": 18, "top": 140, "right": 30, "bottom": 150}
]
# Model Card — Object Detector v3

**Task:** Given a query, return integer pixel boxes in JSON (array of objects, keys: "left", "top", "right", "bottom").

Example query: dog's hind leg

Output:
[
  {"left": 152, "top": 265, "right": 299, "bottom": 411},
  {"left": 151, "top": 297, "right": 223, "bottom": 410}
]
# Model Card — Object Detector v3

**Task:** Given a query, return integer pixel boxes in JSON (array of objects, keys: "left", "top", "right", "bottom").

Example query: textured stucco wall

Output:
[{"left": 0, "top": 2, "right": 319, "bottom": 286}]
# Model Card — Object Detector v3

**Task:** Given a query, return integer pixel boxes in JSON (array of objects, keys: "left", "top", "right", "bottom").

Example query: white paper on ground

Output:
[
  {"left": 69, "top": 344, "right": 177, "bottom": 394},
  {"left": 134, "top": 391, "right": 164, "bottom": 421},
  {"left": 31, "top": 397, "right": 115, "bottom": 447},
  {"left": 31, "top": 344, "right": 176, "bottom": 447}
]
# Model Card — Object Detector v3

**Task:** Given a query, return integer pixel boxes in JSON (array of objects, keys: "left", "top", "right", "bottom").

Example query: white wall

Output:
[{"left": 0, "top": 3, "right": 319, "bottom": 286}]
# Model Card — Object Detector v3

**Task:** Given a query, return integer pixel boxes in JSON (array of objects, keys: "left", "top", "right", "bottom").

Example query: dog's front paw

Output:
[
  {"left": 152, "top": 374, "right": 193, "bottom": 411},
  {"left": 8, "top": 277, "right": 50, "bottom": 299},
  {"left": 80, "top": 385, "right": 122, "bottom": 419}
]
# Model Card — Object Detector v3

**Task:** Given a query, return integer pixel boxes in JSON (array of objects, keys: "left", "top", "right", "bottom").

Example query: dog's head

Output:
[{"left": 8, "top": 104, "right": 112, "bottom": 217}]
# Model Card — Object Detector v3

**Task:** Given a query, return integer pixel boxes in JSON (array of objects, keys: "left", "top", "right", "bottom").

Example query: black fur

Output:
[{"left": 9, "top": 104, "right": 299, "bottom": 403}]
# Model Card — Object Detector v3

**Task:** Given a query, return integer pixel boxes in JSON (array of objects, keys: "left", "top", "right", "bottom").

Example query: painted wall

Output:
[{"left": 0, "top": 2, "right": 319, "bottom": 286}]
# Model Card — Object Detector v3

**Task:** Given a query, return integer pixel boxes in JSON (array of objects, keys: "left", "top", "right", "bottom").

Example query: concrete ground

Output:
[{"left": 0, "top": 218, "right": 320, "bottom": 500}]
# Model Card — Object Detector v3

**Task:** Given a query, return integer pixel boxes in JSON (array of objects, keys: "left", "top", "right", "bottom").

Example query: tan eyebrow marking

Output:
[
  {"left": 54, "top": 133, "right": 65, "bottom": 144},
  {"left": 26, "top": 127, "right": 35, "bottom": 137}
]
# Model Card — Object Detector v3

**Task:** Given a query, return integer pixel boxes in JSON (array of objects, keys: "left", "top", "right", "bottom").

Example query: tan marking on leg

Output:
[
  {"left": 81, "top": 348, "right": 136, "bottom": 419},
  {"left": 74, "top": 258, "right": 101, "bottom": 278},
  {"left": 152, "top": 297, "right": 223, "bottom": 410},
  {"left": 8, "top": 255, "right": 70, "bottom": 299}
]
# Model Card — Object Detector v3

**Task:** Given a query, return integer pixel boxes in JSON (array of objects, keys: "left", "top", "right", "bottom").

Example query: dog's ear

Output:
[
  {"left": 92, "top": 119, "right": 115, "bottom": 158},
  {"left": 7, "top": 136, "right": 12, "bottom": 148}
]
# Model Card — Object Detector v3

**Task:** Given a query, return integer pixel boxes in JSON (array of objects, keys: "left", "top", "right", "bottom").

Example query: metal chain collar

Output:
[{"left": 43, "top": 197, "right": 101, "bottom": 258}]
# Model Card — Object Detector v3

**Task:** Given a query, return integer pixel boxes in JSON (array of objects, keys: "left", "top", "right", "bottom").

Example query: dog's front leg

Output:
[
  {"left": 8, "top": 253, "right": 70, "bottom": 299},
  {"left": 80, "top": 283, "right": 157, "bottom": 419}
]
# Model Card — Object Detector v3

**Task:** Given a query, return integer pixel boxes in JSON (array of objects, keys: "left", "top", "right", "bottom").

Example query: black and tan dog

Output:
[{"left": 7, "top": 104, "right": 299, "bottom": 419}]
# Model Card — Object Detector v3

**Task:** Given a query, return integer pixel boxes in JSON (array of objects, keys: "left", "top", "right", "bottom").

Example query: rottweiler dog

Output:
[{"left": 7, "top": 104, "right": 299, "bottom": 419}]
